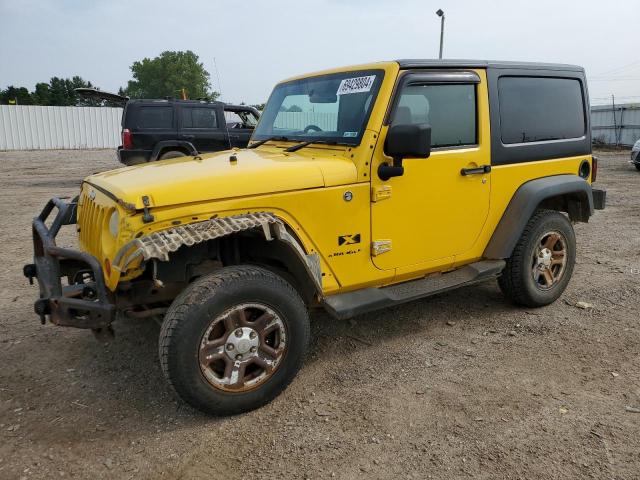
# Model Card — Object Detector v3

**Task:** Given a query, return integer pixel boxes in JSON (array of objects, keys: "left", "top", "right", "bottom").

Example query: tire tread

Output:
[
  {"left": 498, "top": 209, "right": 575, "bottom": 307},
  {"left": 159, "top": 265, "right": 309, "bottom": 415}
]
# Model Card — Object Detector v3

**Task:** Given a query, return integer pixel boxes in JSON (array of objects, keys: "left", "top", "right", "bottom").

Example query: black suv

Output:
[{"left": 117, "top": 100, "right": 260, "bottom": 166}]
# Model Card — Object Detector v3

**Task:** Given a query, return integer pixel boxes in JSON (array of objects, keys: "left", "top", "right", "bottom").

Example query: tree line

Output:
[
  {"left": 0, "top": 77, "right": 103, "bottom": 106},
  {"left": 1, "top": 51, "right": 224, "bottom": 106}
]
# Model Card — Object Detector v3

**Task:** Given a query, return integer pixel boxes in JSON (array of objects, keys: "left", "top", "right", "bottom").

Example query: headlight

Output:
[
  {"left": 108, "top": 210, "right": 120, "bottom": 237},
  {"left": 633, "top": 139, "right": 640, "bottom": 152}
]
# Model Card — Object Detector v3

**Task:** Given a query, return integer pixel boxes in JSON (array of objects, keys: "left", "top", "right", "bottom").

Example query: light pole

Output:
[{"left": 436, "top": 9, "right": 445, "bottom": 59}]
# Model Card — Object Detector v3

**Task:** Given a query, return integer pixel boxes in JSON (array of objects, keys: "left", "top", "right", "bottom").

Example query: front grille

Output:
[{"left": 78, "top": 188, "right": 108, "bottom": 258}]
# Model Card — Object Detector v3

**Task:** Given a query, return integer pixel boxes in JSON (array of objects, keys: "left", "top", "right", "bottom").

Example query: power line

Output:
[
  {"left": 588, "top": 78, "right": 640, "bottom": 82},
  {"left": 591, "top": 60, "right": 640, "bottom": 77},
  {"left": 592, "top": 95, "right": 640, "bottom": 99}
]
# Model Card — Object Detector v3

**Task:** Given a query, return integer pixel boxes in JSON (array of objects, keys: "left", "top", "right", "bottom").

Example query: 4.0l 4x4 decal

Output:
[{"left": 338, "top": 234, "right": 361, "bottom": 246}]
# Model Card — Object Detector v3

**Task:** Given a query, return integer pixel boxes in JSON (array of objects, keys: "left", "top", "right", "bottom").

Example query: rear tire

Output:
[
  {"left": 158, "top": 150, "right": 186, "bottom": 160},
  {"left": 498, "top": 209, "right": 576, "bottom": 307},
  {"left": 159, "top": 266, "right": 310, "bottom": 415}
]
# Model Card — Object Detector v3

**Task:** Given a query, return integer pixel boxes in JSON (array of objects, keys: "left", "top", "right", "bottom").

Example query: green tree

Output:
[
  {"left": 31, "top": 82, "right": 51, "bottom": 105},
  {"left": 1, "top": 86, "right": 33, "bottom": 105},
  {"left": 47, "top": 76, "right": 97, "bottom": 106},
  {"left": 48, "top": 77, "right": 72, "bottom": 105},
  {"left": 121, "top": 50, "right": 219, "bottom": 100},
  {"left": 1, "top": 76, "right": 101, "bottom": 106}
]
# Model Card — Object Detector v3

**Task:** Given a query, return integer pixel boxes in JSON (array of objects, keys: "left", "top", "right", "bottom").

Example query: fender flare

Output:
[
  {"left": 150, "top": 141, "right": 198, "bottom": 161},
  {"left": 483, "top": 174, "right": 594, "bottom": 259},
  {"left": 113, "top": 212, "right": 323, "bottom": 293}
]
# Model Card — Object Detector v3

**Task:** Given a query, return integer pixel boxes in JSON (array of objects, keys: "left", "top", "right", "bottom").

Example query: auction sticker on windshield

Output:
[{"left": 337, "top": 75, "right": 376, "bottom": 95}]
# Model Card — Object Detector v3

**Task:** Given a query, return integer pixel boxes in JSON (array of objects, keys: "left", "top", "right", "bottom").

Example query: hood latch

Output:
[{"left": 141, "top": 196, "right": 154, "bottom": 224}]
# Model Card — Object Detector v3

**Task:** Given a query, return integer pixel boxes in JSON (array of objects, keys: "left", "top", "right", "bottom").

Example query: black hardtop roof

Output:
[
  {"left": 127, "top": 99, "right": 224, "bottom": 105},
  {"left": 396, "top": 59, "right": 584, "bottom": 72},
  {"left": 126, "top": 99, "right": 255, "bottom": 110}
]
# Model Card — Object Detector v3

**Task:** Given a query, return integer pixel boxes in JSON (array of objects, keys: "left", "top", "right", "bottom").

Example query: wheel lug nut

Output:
[
  {"left": 235, "top": 354, "right": 242, "bottom": 360},
  {"left": 226, "top": 344, "right": 234, "bottom": 350},
  {"left": 235, "top": 329, "right": 243, "bottom": 338},
  {"left": 250, "top": 346, "right": 257, "bottom": 353},
  {"left": 249, "top": 331, "right": 257, "bottom": 339}
]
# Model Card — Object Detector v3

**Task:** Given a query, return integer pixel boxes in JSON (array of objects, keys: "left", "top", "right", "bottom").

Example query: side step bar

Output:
[{"left": 322, "top": 260, "right": 505, "bottom": 320}]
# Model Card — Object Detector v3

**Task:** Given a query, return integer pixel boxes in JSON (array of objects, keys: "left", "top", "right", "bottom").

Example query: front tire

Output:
[
  {"left": 159, "top": 266, "right": 310, "bottom": 415},
  {"left": 498, "top": 209, "right": 576, "bottom": 307},
  {"left": 635, "top": 163, "right": 640, "bottom": 171}
]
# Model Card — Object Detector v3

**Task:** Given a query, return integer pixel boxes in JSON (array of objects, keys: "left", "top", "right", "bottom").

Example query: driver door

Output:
[{"left": 370, "top": 70, "right": 491, "bottom": 275}]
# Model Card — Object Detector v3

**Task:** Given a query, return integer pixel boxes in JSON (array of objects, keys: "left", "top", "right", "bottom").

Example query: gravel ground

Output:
[{"left": 0, "top": 149, "right": 638, "bottom": 480}]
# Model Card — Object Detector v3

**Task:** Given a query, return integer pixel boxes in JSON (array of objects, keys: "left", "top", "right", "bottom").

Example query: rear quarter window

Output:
[
  {"left": 182, "top": 107, "right": 218, "bottom": 129},
  {"left": 498, "top": 77, "right": 585, "bottom": 144},
  {"left": 132, "top": 106, "right": 174, "bottom": 129}
]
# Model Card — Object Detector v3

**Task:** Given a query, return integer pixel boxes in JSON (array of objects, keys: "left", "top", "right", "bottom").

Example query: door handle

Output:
[
  {"left": 182, "top": 134, "right": 195, "bottom": 139},
  {"left": 460, "top": 165, "right": 491, "bottom": 176}
]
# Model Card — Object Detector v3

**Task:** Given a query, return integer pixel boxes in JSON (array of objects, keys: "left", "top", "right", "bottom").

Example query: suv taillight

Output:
[
  {"left": 591, "top": 156, "right": 598, "bottom": 183},
  {"left": 122, "top": 128, "right": 133, "bottom": 150}
]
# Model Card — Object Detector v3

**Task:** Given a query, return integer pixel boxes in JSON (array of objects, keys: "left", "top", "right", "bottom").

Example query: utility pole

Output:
[{"left": 436, "top": 9, "right": 445, "bottom": 59}]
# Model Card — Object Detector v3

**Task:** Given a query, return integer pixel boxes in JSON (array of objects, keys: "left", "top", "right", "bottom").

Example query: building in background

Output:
[{"left": 591, "top": 103, "right": 640, "bottom": 147}]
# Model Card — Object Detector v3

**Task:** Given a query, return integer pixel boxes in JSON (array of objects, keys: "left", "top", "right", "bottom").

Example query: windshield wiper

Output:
[
  {"left": 247, "top": 136, "right": 289, "bottom": 149},
  {"left": 285, "top": 140, "right": 338, "bottom": 153}
]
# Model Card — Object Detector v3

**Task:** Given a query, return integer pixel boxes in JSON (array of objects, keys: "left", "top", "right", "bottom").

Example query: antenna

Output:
[
  {"left": 213, "top": 57, "right": 232, "bottom": 150},
  {"left": 223, "top": 107, "right": 233, "bottom": 150},
  {"left": 213, "top": 57, "right": 223, "bottom": 99}
]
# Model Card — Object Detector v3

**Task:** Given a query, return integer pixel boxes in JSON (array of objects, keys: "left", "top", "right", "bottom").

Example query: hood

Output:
[{"left": 85, "top": 147, "right": 358, "bottom": 209}]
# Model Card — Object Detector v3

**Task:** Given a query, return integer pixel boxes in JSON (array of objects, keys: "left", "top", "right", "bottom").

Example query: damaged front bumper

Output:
[{"left": 23, "top": 197, "right": 115, "bottom": 329}]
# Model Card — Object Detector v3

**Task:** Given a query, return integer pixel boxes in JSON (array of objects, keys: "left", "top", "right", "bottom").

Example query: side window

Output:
[
  {"left": 136, "top": 106, "right": 173, "bottom": 129},
  {"left": 182, "top": 107, "right": 218, "bottom": 129},
  {"left": 392, "top": 84, "right": 476, "bottom": 148},
  {"left": 498, "top": 77, "right": 585, "bottom": 144}
]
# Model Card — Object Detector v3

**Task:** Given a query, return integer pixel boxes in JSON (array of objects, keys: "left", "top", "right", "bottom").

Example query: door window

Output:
[
  {"left": 182, "top": 107, "right": 218, "bottom": 129},
  {"left": 392, "top": 84, "right": 476, "bottom": 148}
]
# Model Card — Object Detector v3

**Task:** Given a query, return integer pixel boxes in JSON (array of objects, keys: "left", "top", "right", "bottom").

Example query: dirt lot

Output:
[{"left": 0, "top": 149, "right": 638, "bottom": 480}]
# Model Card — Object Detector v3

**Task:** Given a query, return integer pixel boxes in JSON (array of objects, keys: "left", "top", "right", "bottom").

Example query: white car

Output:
[{"left": 632, "top": 139, "right": 640, "bottom": 171}]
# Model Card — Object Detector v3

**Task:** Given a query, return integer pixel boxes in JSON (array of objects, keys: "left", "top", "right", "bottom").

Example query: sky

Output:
[{"left": 1, "top": 0, "right": 639, "bottom": 106}]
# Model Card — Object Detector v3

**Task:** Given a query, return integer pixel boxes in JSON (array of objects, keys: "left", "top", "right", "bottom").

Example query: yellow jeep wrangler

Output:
[{"left": 25, "top": 60, "right": 606, "bottom": 415}]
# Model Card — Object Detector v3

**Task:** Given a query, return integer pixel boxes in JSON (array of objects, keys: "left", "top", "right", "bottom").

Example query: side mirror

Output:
[{"left": 379, "top": 124, "right": 431, "bottom": 180}]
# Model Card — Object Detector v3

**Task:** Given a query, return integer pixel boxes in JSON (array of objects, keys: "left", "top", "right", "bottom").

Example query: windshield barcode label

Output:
[{"left": 336, "top": 75, "right": 376, "bottom": 95}]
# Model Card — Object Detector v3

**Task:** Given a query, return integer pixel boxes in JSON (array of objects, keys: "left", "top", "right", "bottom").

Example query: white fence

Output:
[
  {"left": 591, "top": 103, "right": 640, "bottom": 147},
  {"left": 274, "top": 112, "right": 338, "bottom": 131},
  {"left": 0, "top": 105, "right": 122, "bottom": 150}
]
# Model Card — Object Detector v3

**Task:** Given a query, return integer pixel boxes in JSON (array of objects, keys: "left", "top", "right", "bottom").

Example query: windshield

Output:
[{"left": 253, "top": 69, "right": 384, "bottom": 146}]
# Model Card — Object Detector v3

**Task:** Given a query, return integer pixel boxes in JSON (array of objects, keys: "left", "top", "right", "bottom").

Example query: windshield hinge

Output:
[{"left": 371, "top": 185, "right": 392, "bottom": 202}]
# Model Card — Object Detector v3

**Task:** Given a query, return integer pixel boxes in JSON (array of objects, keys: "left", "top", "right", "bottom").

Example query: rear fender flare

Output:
[
  {"left": 150, "top": 141, "right": 198, "bottom": 161},
  {"left": 484, "top": 175, "right": 594, "bottom": 259}
]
